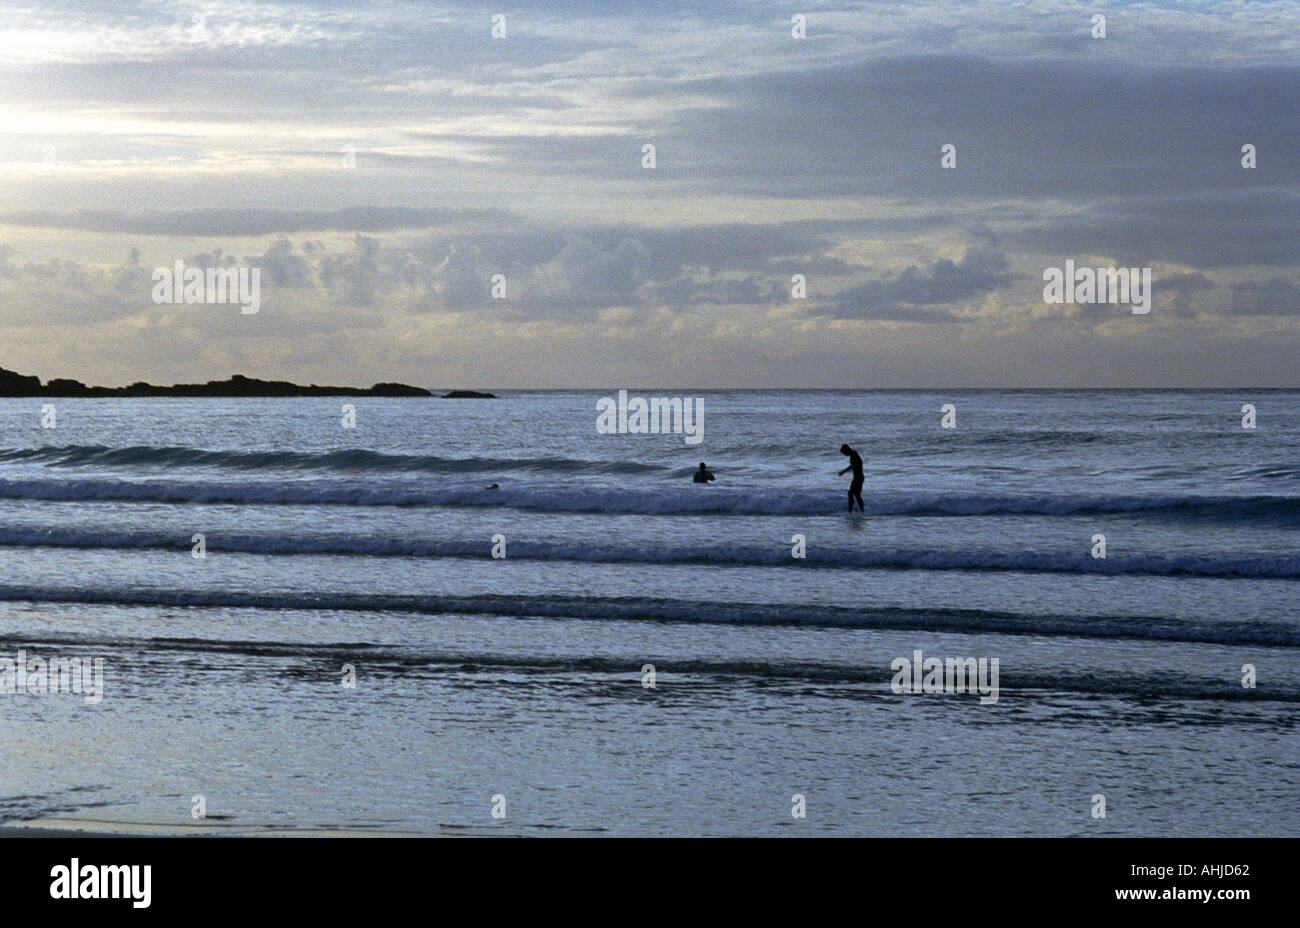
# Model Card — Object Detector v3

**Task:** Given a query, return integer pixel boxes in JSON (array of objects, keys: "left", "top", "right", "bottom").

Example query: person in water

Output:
[
  {"left": 693, "top": 462, "right": 715, "bottom": 484},
  {"left": 839, "top": 443, "right": 864, "bottom": 512}
]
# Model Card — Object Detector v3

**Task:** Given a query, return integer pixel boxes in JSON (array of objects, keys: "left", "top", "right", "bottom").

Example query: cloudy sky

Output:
[{"left": 0, "top": 0, "right": 1296, "bottom": 388}]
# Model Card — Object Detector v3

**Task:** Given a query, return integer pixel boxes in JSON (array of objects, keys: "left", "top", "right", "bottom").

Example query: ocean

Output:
[{"left": 0, "top": 389, "right": 1296, "bottom": 836}]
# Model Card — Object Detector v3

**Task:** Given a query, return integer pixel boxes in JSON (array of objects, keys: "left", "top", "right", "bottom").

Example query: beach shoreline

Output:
[{"left": 0, "top": 820, "right": 443, "bottom": 838}]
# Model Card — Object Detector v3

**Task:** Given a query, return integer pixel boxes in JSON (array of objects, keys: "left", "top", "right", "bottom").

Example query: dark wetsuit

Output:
[
  {"left": 693, "top": 467, "right": 715, "bottom": 484},
  {"left": 844, "top": 449, "right": 864, "bottom": 511}
]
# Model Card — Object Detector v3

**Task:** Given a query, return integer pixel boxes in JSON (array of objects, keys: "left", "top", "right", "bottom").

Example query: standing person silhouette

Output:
[{"left": 839, "top": 444, "right": 864, "bottom": 512}]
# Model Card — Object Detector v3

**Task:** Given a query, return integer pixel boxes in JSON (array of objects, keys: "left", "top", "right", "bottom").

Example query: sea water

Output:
[{"left": 0, "top": 390, "right": 1296, "bottom": 835}]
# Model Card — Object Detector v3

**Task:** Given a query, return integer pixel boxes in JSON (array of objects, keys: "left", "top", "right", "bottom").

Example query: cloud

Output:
[
  {"left": 1227, "top": 277, "right": 1300, "bottom": 316},
  {"left": 0, "top": 207, "right": 515, "bottom": 236},
  {"left": 1007, "top": 191, "right": 1300, "bottom": 269},
  {"left": 0, "top": 0, "right": 1296, "bottom": 386},
  {"left": 1157, "top": 271, "right": 1217, "bottom": 317},
  {"left": 662, "top": 56, "right": 1300, "bottom": 200},
  {"left": 817, "top": 248, "right": 1015, "bottom": 322}
]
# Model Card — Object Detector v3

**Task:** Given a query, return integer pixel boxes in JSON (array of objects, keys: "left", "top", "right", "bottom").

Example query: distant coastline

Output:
[{"left": 0, "top": 367, "right": 500, "bottom": 398}]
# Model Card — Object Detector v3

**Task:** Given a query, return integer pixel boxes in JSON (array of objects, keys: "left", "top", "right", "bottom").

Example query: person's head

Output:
[
  {"left": 698, "top": 462, "right": 707, "bottom": 470},
  {"left": 840, "top": 444, "right": 851, "bottom": 455}
]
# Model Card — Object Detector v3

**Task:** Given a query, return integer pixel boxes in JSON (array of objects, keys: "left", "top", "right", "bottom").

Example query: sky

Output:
[{"left": 0, "top": 0, "right": 1296, "bottom": 388}]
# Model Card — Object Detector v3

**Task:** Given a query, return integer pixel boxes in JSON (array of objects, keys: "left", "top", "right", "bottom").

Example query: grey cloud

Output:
[
  {"left": 1227, "top": 278, "right": 1299, "bottom": 316},
  {"left": 1158, "top": 271, "right": 1217, "bottom": 317},
  {"left": 531, "top": 234, "right": 652, "bottom": 308},
  {"left": 0, "top": 207, "right": 516, "bottom": 236},
  {"left": 1007, "top": 190, "right": 1300, "bottom": 269},
  {"left": 817, "top": 248, "right": 1014, "bottom": 322},
  {"left": 429, "top": 242, "right": 495, "bottom": 311},
  {"left": 664, "top": 57, "right": 1300, "bottom": 200}
]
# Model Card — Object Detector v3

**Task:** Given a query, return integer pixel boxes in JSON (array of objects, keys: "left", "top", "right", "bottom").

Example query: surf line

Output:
[{"left": 595, "top": 389, "right": 704, "bottom": 446}]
